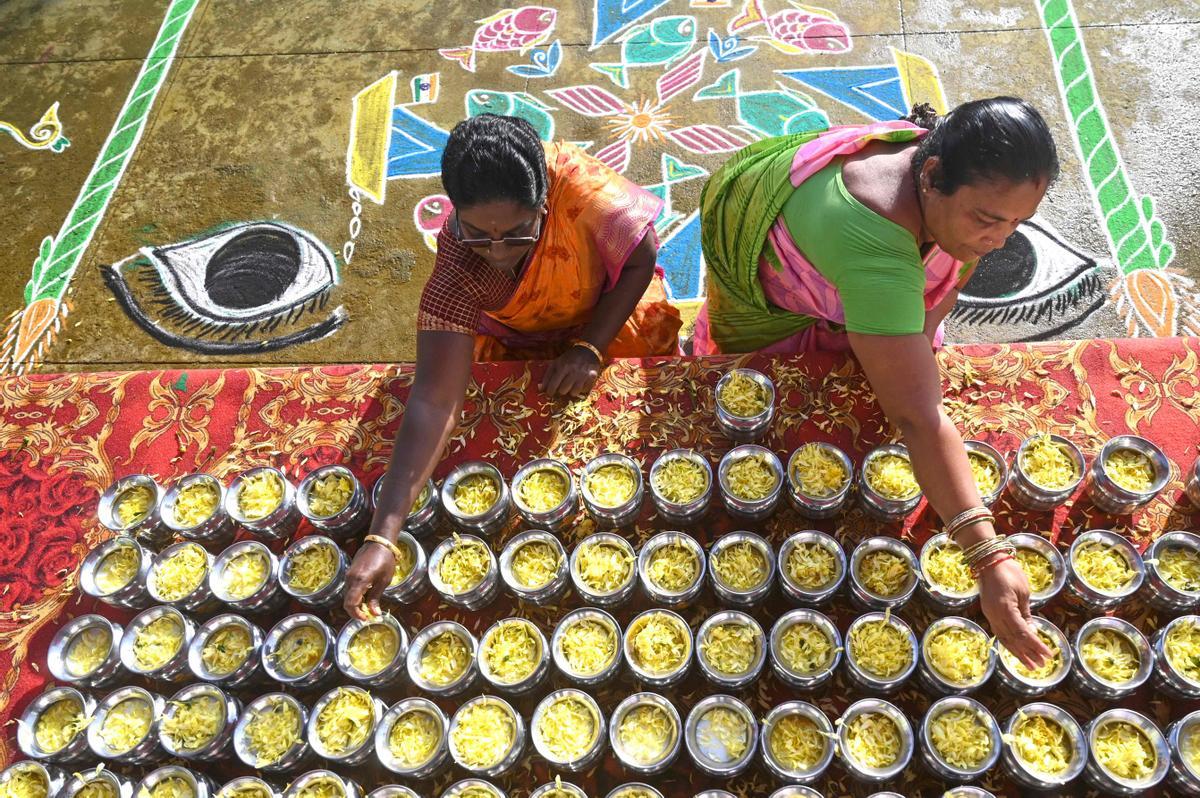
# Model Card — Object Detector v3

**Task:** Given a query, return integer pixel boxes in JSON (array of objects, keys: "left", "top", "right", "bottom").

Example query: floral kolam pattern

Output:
[{"left": 1, "top": 338, "right": 1199, "bottom": 796}]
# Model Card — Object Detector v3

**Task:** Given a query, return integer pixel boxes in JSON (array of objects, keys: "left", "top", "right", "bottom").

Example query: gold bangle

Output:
[
  {"left": 570, "top": 338, "right": 604, "bottom": 364},
  {"left": 363, "top": 534, "right": 404, "bottom": 562}
]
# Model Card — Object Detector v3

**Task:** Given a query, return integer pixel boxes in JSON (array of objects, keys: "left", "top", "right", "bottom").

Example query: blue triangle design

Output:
[
  {"left": 592, "top": 0, "right": 672, "bottom": 47},
  {"left": 387, "top": 106, "right": 450, "bottom": 179},
  {"left": 658, "top": 212, "right": 703, "bottom": 300},
  {"left": 778, "top": 65, "right": 908, "bottom": 122}
]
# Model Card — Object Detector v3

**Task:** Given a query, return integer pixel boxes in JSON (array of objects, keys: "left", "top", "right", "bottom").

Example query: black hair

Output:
[
  {"left": 905, "top": 97, "right": 1059, "bottom": 195},
  {"left": 440, "top": 114, "right": 548, "bottom": 210}
]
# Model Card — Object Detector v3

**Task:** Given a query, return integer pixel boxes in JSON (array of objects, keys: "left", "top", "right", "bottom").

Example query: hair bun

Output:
[{"left": 904, "top": 103, "right": 941, "bottom": 130}]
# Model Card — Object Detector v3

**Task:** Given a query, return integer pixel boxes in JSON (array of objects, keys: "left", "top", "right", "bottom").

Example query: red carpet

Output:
[{"left": 1, "top": 338, "right": 1198, "bottom": 796}]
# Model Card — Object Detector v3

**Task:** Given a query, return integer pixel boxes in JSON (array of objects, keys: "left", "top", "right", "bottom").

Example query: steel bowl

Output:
[
  {"left": 441, "top": 461, "right": 511, "bottom": 536},
  {"left": 1008, "top": 532, "right": 1067, "bottom": 609},
  {"left": 579, "top": 453, "right": 644, "bottom": 528},
  {"left": 406, "top": 621, "right": 478, "bottom": 698},
  {"left": 1144, "top": 530, "right": 1200, "bottom": 611},
  {"left": 499, "top": 530, "right": 568, "bottom": 605},
  {"left": 637, "top": 531, "right": 706, "bottom": 606},
  {"left": 162, "top": 473, "right": 234, "bottom": 545},
  {"left": 0, "top": 762, "right": 67, "bottom": 798},
  {"left": 777, "top": 530, "right": 845, "bottom": 607},
  {"left": 217, "top": 777, "right": 280, "bottom": 798},
  {"left": 623, "top": 609, "right": 693, "bottom": 688},
  {"left": 375, "top": 697, "right": 449, "bottom": 780},
  {"left": 1166, "top": 709, "right": 1200, "bottom": 793},
  {"left": 98, "top": 474, "right": 169, "bottom": 548},
  {"left": 684, "top": 694, "right": 758, "bottom": 777},
  {"left": 225, "top": 466, "right": 300, "bottom": 540},
  {"left": 510, "top": 458, "right": 578, "bottom": 532},
  {"left": 428, "top": 533, "right": 499, "bottom": 610},
  {"left": 608, "top": 692, "right": 681, "bottom": 776},
  {"left": 714, "top": 368, "right": 775, "bottom": 443},
  {"left": 381, "top": 531, "right": 429, "bottom": 605},
  {"left": 786, "top": 442, "right": 854, "bottom": 519},
  {"left": 530, "top": 689, "right": 606, "bottom": 772},
  {"left": 307, "top": 686, "right": 386, "bottom": 766},
  {"left": 477, "top": 617, "right": 550, "bottom": 696},
  {"left": 158, "top": 683, "right": 240, "bottom": 760},
  {"left": 844, "top": 611, "right": 919, "bottom": 695},
  {"left": 1153, "top": 615, "right": 1200, "bottom": 698},
  {"left": 260, "top": 613, "right": 336, "bottom": 689},
  {"left": 964, "top": 439, "right": 1008, "bottom": 506},
  {"left": 994, "top": 615, "right": 1073, "bottom": 697},
  {"left": 759, "top": 701, "right": 834, "bottom": 784},
  {"left": 695, "top": 610, "right": 766, "bottom": 690},
  {"left": 767, "top": 789, "right": 821, "bottom": 798},
  {"left": 119, "top": 605, "right": 195, "bottom": 683},
  {"left": 1010, "top": 434, "right": 1086, "bottom": 511},
  {"left": 551, "top": 608, "right": 623, "bottom": 687},
  {"left": 605, "top": 787, "right": 661, "bottom": 798},
  {"left": 569, "top": 532, "right": 638, "bottom": 608},
  {"left": 281, "top": 772, "right": 360, "bottom": 798},
  {"left": 48, "top": 614, "right": 125, "bottom": 689},
  {"left": 58, "top": 768, "right": 132, "bottom": 798},
  {"left": 858, "top": 445, "right": 922, "bottom": 521},
  {"left": 296, "top": 464, "right": 369, "bottom": 537},
  {"left": 918, "top": 616, "right": 995, "bottom": 695},
  {"left": 133, "top": 766, "right": 215, "bottom": 798},
  {"left": 147, "top": 541, "right": 218, "bottom": 613},
  {"left": 86, "top": 685, "right": 166, "bottom": 765},
  {"left": 648, "top": 449, "right": 713, "bottom": 525},
  {"left": 707, "top": 531, "right": 774, "bottom": 607},
  {"left": 1001, "top": 702, "right": 1087, "bottom": 789},
  {"left": 447, "top": 695, "right": 525, "bottom": 778},
  {"left": 918, "top": 695, "right": 1002, "bottom": 783},
  {"left": 1186, "top": 455, "right": 1200, "bottom": 508},
  {"left": 210, "top": 539, "right": 286, "bottom": 614},
  {"left": 233, "top": 693, "right": 311, "bottom": 773},
  {"left": 368, "top": 788, "right": 418, "bottom": 798},
  {"left": 441, "top": 781, "right": 506, "bottom": 798},
  {"left": 917, "top": 533, "right": 980, "bottom": 611},
  {"left": 529, "top": 782, "right": 585, "bottom": 798},
  {"left": 717, "top": 444, "right": 784, "bottom": 521},
  {"left": 835, "top": 698, "right": 914, "bottom": 784},
  {"left": 335, "top": 613, "right": 409, "bottom": 688},
  {"left": 1073, "top": 616, "right": 1153, "bottom": 699},
  {"left": 79, "top": 535, "right": 153, "bottom": 609},
  {"left": 1088, "top": 435, "right": 1170, "bottom": 514},
  {"left": 847, "top": 537, "right": 919, "bottom": 611},
  {"left": 373, "top": 475, "right": 441, "bottom": 539},
  {"left": 278, "top": 535, "right": 349, "bottom": 609},
  {"left": 1084, "top": 708, "right": 1169, "bottom": 794},
  {"left": 17, "top": 686, "right": 97, "bottom": 763},
  {"left": 1066, "top": 529, "right": 1145, "bottom": 609},
  {"left": 769, "top": 608, "right": 842, "bottom": 690}
]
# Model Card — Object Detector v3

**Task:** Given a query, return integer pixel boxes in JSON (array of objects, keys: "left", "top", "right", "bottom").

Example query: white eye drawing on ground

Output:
[
  {"left": 101, "top": 222, "right": 347, "bottom": 354},
  {"left": 948, "top": 216, "right": 1114, "bottom": 342}
]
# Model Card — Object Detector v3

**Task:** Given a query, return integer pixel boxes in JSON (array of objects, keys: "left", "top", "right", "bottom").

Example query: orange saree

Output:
[{"left": 473, "top": 142, "right": 682, "bottom": 361}]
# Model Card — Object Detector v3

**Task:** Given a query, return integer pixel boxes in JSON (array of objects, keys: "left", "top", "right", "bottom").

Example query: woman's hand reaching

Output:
[{"left": 978, "top": 558, "right": 1052, "bottom": 671}]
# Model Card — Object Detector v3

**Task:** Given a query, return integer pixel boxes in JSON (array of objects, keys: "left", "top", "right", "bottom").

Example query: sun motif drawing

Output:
[{"left": 606, "top": 97, "right": 674, "bottom": 144}]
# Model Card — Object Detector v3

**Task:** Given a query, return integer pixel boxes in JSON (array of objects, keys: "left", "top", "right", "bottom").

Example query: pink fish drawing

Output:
[
  {"left": 438, "top": 6, "right": 557, "bottom": 73},
  {"left": 414, "top": 194, "right": 454, "bottom": 251},
  {"left": 728, "top": 0, "right": 852, "bottom": 54}
]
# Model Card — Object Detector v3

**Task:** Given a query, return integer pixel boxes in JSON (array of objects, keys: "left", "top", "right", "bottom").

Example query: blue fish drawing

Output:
[
  {"left": 465, "top": 89, "right": 555, "bottom": 141},
  {"left": 694, "top": 68, "right": 829, "bottom": 137},
  {"left": 590, "top": 16, "right": 698, "bottom": 88}
]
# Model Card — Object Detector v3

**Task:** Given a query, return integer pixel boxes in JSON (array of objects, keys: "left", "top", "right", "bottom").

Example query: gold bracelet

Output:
[
  {"left": 363, "top": 534, "right": 404, "bottom": 561},
  {"left": 570, "top": 338, "right": 604, "bottom": 364}
]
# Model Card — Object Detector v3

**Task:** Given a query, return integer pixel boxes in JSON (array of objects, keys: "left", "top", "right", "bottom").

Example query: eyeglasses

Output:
[{"left": 453, "top": 208, "right": 545, "bottom": 250}]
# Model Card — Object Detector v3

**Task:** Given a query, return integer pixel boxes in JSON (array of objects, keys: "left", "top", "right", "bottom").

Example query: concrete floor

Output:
[{"left": 1, "top": 1, "right": 1197, "bottom": 373}]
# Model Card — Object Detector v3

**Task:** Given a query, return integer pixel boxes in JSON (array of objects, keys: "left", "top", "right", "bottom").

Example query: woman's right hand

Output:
[{"left": 343, "top": 542, "right": 395, "bottom": 620}]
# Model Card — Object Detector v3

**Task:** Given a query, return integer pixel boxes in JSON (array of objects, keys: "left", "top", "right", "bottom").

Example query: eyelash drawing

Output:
[{"left": 101, "top": 221, "right": 346, "bottom": 354}]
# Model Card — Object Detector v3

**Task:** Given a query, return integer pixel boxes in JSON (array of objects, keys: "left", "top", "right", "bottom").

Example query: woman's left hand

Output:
[
  {"left": 978, "top": 558, "right": 1053, "bottom": 671},
  {"left": 541, "top": 345, "right": 602, "bottom": 397}
]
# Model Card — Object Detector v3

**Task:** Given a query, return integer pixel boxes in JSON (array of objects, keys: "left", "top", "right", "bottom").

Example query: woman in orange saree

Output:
[{"left": 345, "top": 114, "right": 681, "bottom": 615}]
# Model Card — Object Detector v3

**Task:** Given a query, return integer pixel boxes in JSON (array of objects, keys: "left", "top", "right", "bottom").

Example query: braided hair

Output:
[
  {"left": 440, "top": 114, "right": 548, "bottom": 209},
  {"left": 905, "top": 97, "right": 1060, "bottom": 195}
]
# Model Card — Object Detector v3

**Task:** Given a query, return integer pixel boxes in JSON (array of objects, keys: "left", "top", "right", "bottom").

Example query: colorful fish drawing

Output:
[
  {"left": 465, "top": 90, "right": 555, "bottom": 141},
  {"left": 414, "top": 194, "right": 454, "bottom": 251},
  {"left": 694, "top": 69, "right": 828, "bottom": 137},
  {"left": 439, "top": 6, "right": 557, "bottom": 73},
  {"left": 728, "top": 0, "right": 852, "bottom": 54},
  {"left": 590, "top": 15, "right": 698, "bottom": 88}
]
